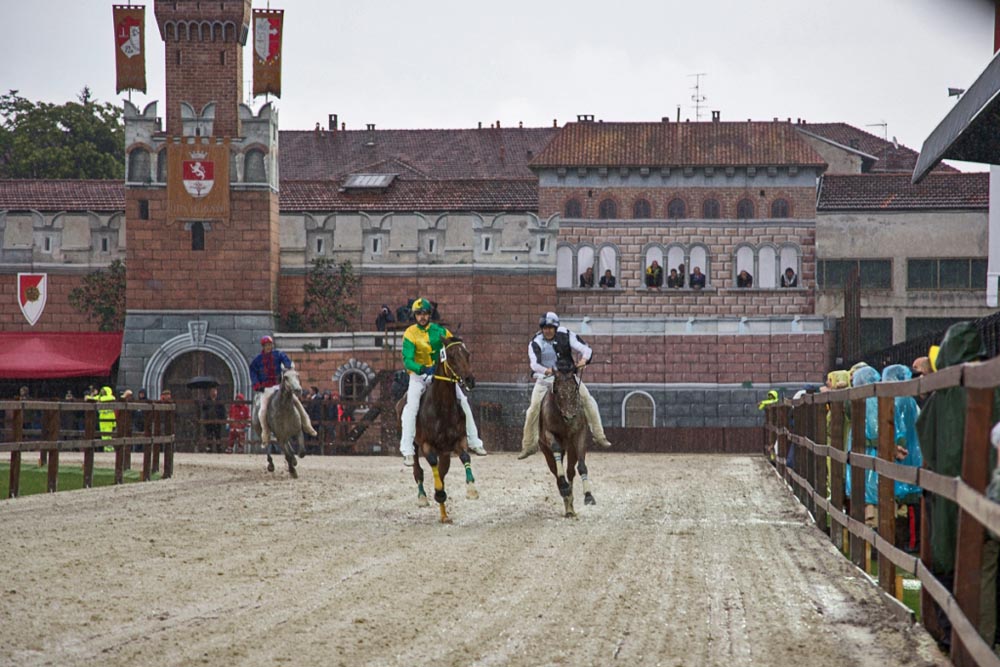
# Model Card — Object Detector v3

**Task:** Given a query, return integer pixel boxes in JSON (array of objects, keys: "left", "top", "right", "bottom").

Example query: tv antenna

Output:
[
  {"left": 865, "top": 120, "right": 888, "bottom": 142},
  {"left": 688, "top": 73, "right": 707, "bottom": 121}
]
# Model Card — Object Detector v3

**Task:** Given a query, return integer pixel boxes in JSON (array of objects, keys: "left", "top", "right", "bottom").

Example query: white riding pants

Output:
[{"left": 399, "top": 373, "right": 481, "bottom": 456}]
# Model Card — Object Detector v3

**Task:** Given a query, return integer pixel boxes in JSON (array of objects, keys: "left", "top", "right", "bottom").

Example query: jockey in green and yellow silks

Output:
[{"left": 398, "top": 297, "right": 486, "bottom": 466}]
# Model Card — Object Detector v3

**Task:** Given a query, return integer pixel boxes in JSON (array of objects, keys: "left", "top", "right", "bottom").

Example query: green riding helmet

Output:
[{"left": 411, "top": 297, "right": 433, "bottom": 314}]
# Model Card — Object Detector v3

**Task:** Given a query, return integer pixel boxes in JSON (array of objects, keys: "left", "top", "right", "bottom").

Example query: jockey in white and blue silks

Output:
[
  {"left": 398, "top": 297, "right": 486, "bottom": 467},
  {"left": 517, "top": 311, "right": 612, "bottom": 460},
  {"left": 249, "top": 335, "right": 317, "bottom": 443}
]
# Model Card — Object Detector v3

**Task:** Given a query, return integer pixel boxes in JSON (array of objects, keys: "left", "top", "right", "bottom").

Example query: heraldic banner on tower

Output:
[
  {"left": 113, "top": 5, "right": 146, "bottom": 94},
  {"left": 252, "top": 8, "right": 283, "bottom": 97},
  {"left": 166, "top": 139, "right": 230, "bottom": 222}
]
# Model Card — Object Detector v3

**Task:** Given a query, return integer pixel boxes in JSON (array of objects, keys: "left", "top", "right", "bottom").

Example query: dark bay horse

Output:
[
  {"left": 252, "top": 368, "right": 307, "bottom": 478},
  {"left": 538, "top": 361, "right": 595, "bottom": 517},
  {"left": 395, "top": 339, "right": 479, "bottom": 523}
]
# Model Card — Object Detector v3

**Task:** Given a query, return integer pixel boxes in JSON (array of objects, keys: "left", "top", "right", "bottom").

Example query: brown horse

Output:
[
  {"left": 395, "top": 338, "right": 480, "bottom": 523},
  {"left": 538, "top": 361, "right": 595, "bottom": 517}
]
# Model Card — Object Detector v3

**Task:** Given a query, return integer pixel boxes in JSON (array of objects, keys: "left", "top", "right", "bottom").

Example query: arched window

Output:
[
  {"left": 736, "top": 198, "right": 754, "bottom": 219},
  {"left": 702, "top": 198, "right": 721, "bottom": 219},
  {"left": 556, "top": 245, "right": 574, "bottom": 288},
  {"left": 759, "top": 246, "right": 778, "bottom": 288},
  {"left": 644, "top": 245, "right": 664, "bottom": 287},
  {"left": 245, "top": 149, "right": 266, "bottom": 183},
  {"left": 780, "top": 245, "right": 800, "bottom": 285},
  {"left": 735, "top": 246, "right": 755, "bottom": 281},
  {"left": 564, "top": 198, "right": 582, "bottom": 218},
  {"left": 632, "top": 198, "right": 652, "bottom": 219},
  {"left": 128, "top": 148, "right": 151, "bottom": 183},
  {"left": 598, "top": 198, "right": 617, "bottom": 219},
  {"left": 623, "top": 392, "right": 655, "bottom": 427},
  {"left": 666, "top": 245, "right": 686, "bottom": 275},
  {"left": 689, "top": 245, "right": 709, "bottom": 286},
  {"left": 339, "top": 370, "right": 368, "bottom": 402},
  {"left": 597, "top": 245, "right": 618, "bottom": 284},
  {"left": 771, "top": 198, "right": 790, "bottom": 218},
  {"left": 666, "top": 198, "right": 686, "bottom": 219},
  {"left": 577, "top": 245, "right": 595, "bottom": 287},
  {"left": 156, "top": 149, "right": 168, "bottom": 183}
]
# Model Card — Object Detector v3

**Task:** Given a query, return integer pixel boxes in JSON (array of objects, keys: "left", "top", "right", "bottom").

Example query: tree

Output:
[
  {"left": 279, "top": 259, "right": 361, "bottom": 332},
  {"left": 69, "top": 260, "right": 127, "bottom": 331},
  {"left": 0, "top": 87, "right": 125, "bottom": 179}
]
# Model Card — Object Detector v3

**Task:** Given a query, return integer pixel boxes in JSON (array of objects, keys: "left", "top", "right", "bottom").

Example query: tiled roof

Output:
[
  {"left": 280, "top": 179, "right": 538, "bottom": 212},
  {"left": 529, "top": 121, "right": 828, "bottom": 168},
  {"left": 817, "top": 172, "right": 988, "bottom": 210},
  {"left": 796, "top": 122, "right": 958, "bottom": 174},
  {"left": 279, "top": 127, "right": 559, "bottom": 181},
  {"left": 0, "top": 180, "right": 125, "bottom": 212}
]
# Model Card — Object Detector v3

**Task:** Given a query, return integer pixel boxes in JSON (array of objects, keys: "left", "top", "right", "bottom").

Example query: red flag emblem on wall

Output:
[
  {"left": 182, "top": 156, "right": 215, "bottom": 198},
  {"left": 18, "top": 273, "right": 47, "bottom": 326}
]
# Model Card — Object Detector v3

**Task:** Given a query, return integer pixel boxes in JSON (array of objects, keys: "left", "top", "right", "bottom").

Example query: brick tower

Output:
[{"left": 120, "top": 0, "right": 280, "bottom": 399}]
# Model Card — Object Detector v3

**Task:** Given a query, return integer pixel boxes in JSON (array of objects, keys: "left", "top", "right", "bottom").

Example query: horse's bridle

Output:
[{"left": 434, "top": 341, "right": 471, "bottom": 391}]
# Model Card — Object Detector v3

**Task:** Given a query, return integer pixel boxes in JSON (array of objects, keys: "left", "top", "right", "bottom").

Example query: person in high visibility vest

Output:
[
  {"left": 757, "top": 389, "right": 779, "bottom": 411},
  {"left": 97, "top": 385, "right": 116, "bottom": 452}
]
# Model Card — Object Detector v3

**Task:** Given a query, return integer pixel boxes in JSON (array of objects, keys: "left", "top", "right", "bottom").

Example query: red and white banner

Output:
[
  {"left": 113, "top": 5, "right": 146, "bottom": 94},
  {"left": 182, "top": 156, "right": 215, "bottom": 198},
  {"left": 17, "top": 273, "right": 47, "bottom": 326},
  {"left": 252, "top": 9, "right": 283, "bottom": 98}
]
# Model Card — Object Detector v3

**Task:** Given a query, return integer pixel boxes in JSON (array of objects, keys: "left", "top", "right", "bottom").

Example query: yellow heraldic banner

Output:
[
  {"left": 113, "top": 5, "right": 146, "bottom": 93},
  {"left": 166, "top": 139, "right": 230, "bottom": 222},
  {"left": 252, "top": 9, "right": 283, "bottom": 97}
]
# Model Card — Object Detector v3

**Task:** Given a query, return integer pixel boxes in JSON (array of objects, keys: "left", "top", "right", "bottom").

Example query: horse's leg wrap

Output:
[
  {"left": 554, "top": 451, "right": 571, "bottom": 497},
  {"left": 578, "top": 460, "right": 595, "bottom": 505},
  {"left": 458, "top": 450, "right": 479, "bottom": 499}
]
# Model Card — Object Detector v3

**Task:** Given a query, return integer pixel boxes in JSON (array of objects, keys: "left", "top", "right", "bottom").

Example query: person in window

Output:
[
  {"left": 579, "top": 266, "right": 595, "bottom": 288},
  {"left": 375, "top": 304, "right": 395, "bottom": 331},
  {"left": 689, "top": 266, "right": 706, "bottom": 289},
  {"left": 645, "top": 260, "right": 663, "bottom": 289},
  {"left": 677, "top": 264, "right": 686, "bottom": 287},
  {"left": 781, "top": 267, "right": 798, "bottom": 287},
  {"left": 737, "top": 270, "right": 754, "bottom": 288},
  {"left": 599, "top": 269, "right": 616, "bottom": 289},
  {"left": 517, "top": 311, "right": 612, "bottom": 459},
  {"left": 666, "top": 268, "right": 682, "bottom": 288}
]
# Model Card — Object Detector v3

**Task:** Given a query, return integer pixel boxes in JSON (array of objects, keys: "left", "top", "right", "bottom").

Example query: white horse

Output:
[{"left": 252, "top": 368, "right": 307, "bottom": 478}]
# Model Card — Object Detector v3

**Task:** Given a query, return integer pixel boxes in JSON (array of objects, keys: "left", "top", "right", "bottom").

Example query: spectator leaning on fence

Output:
[
  {"left": 915, "top": 321, "right": 1000, "bottom": 648},
  {"left": 845, "top": 366, "right": 881, "bottom": 526}
]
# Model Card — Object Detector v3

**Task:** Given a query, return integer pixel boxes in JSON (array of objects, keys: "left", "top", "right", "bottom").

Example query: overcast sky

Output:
[{"left": 1, "top": 0, "right": 996, "bottom": 164}]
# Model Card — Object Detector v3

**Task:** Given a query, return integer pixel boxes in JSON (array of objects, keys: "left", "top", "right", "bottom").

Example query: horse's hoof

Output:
[
  {"left": 417, "top": 495, "right": 429, "bottom": 507},
  {"left": 289, "top": 468, "right": 298, "bottom": 479},
  {"left": 267, "top": 462, "right": 275, "bottom": 473},
  {"left": 564, "top": 511, "right": 577, "bottom": 518},
  {"left": 440, "top": 516, "right": 453, "bottom": 524},
  {"left": 466, "top": 486, "right": 480, "bottom": 500},
  {"left": 585, "top": 492, "right": 596, "bottom": 506}
]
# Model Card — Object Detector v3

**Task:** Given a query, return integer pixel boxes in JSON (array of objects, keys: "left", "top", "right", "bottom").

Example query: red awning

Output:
[{"left": 0, "top": 332, "right": 123, "bottom": 379}]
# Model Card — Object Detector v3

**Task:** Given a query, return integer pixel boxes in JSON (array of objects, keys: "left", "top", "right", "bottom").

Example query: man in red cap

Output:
[{"left": 249, "top": 335, "right": 317, "bottom": 444}]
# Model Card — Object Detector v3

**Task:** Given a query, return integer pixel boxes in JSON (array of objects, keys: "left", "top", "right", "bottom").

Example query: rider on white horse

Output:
[
  {"left": 250, "top": 335, "right": 317, "bottom": 443},
  {"left": 398, "top": 297, "right": 487, "bottom": 466},
  {"left": 517, "top": 311, "right": 612, "bottom": 459}
]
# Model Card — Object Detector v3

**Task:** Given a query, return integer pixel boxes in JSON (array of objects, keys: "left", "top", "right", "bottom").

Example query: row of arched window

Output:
[
  {"left": 564, "top": 196, "right": 791, "bottom": 220},
  {"left": 126, "top": 147, "right": 268, "bottom": 184},
  {"left": 557, "top": 242, "right": 801, "bottom": 289}
]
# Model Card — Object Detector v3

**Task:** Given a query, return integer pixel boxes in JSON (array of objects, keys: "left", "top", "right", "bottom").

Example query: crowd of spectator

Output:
[{"left": 573, "top": 263, "right": 801, "bottom": 290}]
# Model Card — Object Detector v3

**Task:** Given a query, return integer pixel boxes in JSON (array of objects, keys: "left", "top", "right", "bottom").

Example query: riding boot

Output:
[
  {"left": 518, "top": 381, "right": 548, "bottom": 459},
  {"left": 579, "top": 382, "right": 612, "bottom": 448},
  {"left": 293, "top": 396, "right": 318, "bottom": 436}
]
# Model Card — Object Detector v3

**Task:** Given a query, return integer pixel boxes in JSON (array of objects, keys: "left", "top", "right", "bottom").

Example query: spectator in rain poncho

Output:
[
  {"left": 881, "top": 364, "right": 923, "bottom": 504},
  {"left": 845, "top": 365, "right": 880, "bottom": 508}
]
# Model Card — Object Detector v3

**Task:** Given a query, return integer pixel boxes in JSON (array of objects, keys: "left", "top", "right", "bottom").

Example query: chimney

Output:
[
  {"left": 711, "top": 110, "right": 720, "bottom": 122},
  {"left": 553, "top": 118, "right": 557, "bottom": 127},
  {"left": 366, "top": 123, "right": 375, "bottom": 131},
  {"left": 662, "top": 116, "right": 670, "bottom": 123},
  {"left": 328, "top": 114, "right": 338, "bottom": 131},
  {"left": 496, "top": 119, "right": 501, "bottom": 128},
  {"left": 478, "top": 121, "right": 482, "bottom": 129},
  {"left": 341, "top": 122, "right": 345, "bottom": 131},
  {"left": 576, "top": 114, "right": 594, "bottom": 122}
]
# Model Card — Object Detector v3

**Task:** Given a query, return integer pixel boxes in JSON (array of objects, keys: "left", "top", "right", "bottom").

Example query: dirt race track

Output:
[{"left": 1, "top": 452, "right": 948, "bottom": 667}]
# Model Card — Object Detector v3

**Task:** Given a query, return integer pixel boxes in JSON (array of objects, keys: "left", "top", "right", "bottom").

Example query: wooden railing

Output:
[
  {"left": 765, "top": 356, "right": 1000, "bottom": 667},
  {"left": 0, "top": 400, "right": 176, "bottom": 498}
]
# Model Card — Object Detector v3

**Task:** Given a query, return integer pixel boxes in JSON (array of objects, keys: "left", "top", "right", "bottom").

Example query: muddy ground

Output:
[{"left": 0, "top": 452, "right": 948, "bottom": 666}]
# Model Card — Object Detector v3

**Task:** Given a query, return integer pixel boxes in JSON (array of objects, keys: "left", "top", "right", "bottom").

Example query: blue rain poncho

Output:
[
  {"left": 845, "top": 366, "right": 880, "bottom": 504},
  {"left": 881, "top": 364, "right": 922, "bottom": 504}
]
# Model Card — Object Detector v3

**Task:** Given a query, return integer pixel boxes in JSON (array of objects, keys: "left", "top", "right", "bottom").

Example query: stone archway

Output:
[{"left": 142, "top": 321, "right": 252, "bottom": 400}]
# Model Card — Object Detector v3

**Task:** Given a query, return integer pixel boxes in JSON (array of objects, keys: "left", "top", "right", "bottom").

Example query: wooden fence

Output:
[
  {"left": 765, "top": 356, "right": 1000, "bottom": 667},
  {"left": 0, "top": 400, "right": 176, "bottom": 498}
]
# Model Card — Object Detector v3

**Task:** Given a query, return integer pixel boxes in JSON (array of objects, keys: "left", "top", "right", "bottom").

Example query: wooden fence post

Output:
[
  {"left": 877, "top": 394, "right": 896, "bottom": 594},
  {"left": 83, "top": 406, "right": 96, "bottom": 488},
  {"left": 43, "top": 407, "right": 59, "bottom": 493},
  {"left": 850, "top": 398, "right": 867, "bottom": 569},
  {"left": 142, "top": 404, "right": 153, "bottom": 482},
  {"left": 951, "top": 386, "right": 992, "bottom": 666},
  {"left": 813, "top": 401, "right": 828, "bottom": 533},
  {"left": 830, "top": 401, "right": 846, "bottom": 552},
  {"left": 9, "top": 407, "right": 23, "bottom": 498},
  {"left": 163, "top": 409, "right": 174, "bottom": 479},
  {"left": 777, "top": 404, "right": 789, "bottom": 479}
]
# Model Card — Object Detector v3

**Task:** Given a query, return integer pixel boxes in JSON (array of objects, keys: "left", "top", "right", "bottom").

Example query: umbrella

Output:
[{"left": 186, "top": 375, "right": 220, "bottom": 389}]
